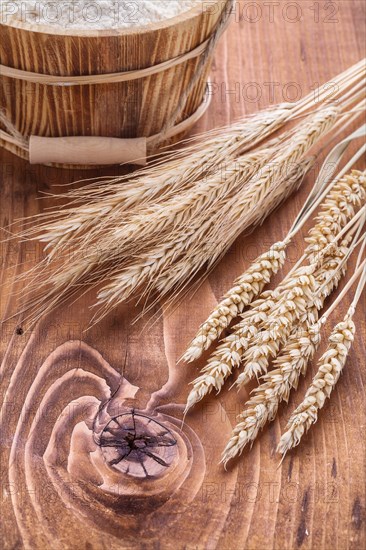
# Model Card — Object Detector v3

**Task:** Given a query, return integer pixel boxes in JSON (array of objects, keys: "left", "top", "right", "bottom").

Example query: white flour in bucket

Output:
[{"left": 2, "top": 1, "right": 201, "bottom": 29}]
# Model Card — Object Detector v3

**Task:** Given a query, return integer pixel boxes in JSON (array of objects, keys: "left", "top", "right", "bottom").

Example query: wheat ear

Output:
[
  {"left": 234, "top": 265, "right": 319, "bottom": 387},
  {"left": 155, "top": 157, "right": 312, "bottom": 300},
  {"left": 18, "top": 60, "right": 366, "bottom": 253},
  {"left": 185, "top": 168, "right": 365, "bottom": 417},
  {"left": 278, "top": 254, "right": 366, "bottom": 455},
  {"left": 220, "top": 238, "right": 351, "bottom": 463},
  {"left": 233, "top": 170, "right": 366, "bottom": 387},
  {"left": 181, "top": 108, "right": 339, "bottom": 362},
  {"left": 17, "top": 150, "right": 267, "bottom": 325},
  {"left": 93, "top": 156, "right": 311, "bottom": 322},
  {"left": 15, "top": 104, "right": 336, "bottom": 327},
  {"left": 221, "top": 316, "right": 322, "bottom": 465},
  {"left": 277, "top": 311, "right": 356, "bottom": 454},
  {"left": 94, "top": 106, "right": 335, "bottom": 315},
  {"left": 76, "top": 149, "right": 272, "bottom": 262},
  {"left": 183, "top": 292, "right": 276, "bottom": 412},
  {"left": 305, "top": 170, "right": 366, "bottom": 262},
  {"left": 26, "top": 106, "right": 294, "bottom": 255},
  {"left": 184, "top": 226, "right": 355, "bottom": 415},
  {"left": 181, "top": 241, "right": 288, "bottom": 362}
]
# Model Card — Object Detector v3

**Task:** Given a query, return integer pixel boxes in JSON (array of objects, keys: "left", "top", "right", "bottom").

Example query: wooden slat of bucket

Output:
[{"left": 0, "top": 1, "right": 224, "bottom": 165}]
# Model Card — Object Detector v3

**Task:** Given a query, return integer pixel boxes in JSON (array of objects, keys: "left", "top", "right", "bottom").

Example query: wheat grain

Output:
[
  {"left": 234, "top": 265, "right": 319, "bottom": 387},
  {"left": 220, "top": 240, "right": 351, "bottom": 463},
  {"left": 184, "top": 292, "right": 275, "bottom": 412},
  {"left": 221, "top": 316, "right": 322, "bottom": 465},
  {"left": 182, "top": 241, "right": 288, "bottom": 362},
  {"left": 277, "top": 312, "right": 356, "bottom": 454}
]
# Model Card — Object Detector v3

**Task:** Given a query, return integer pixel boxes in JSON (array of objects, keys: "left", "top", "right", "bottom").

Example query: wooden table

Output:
[{"left": 1, "top": 2, "right": 365, "bottom": 548}]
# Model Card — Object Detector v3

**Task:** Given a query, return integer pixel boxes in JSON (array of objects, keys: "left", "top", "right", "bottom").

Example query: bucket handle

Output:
[{"left": 26, "top": 86, "right": 212, "bottom": 166}]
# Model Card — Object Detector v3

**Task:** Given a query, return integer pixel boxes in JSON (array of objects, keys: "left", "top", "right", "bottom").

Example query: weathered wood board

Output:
[{"left": 1, "top": 2, "right": 365, "bottom": 548}]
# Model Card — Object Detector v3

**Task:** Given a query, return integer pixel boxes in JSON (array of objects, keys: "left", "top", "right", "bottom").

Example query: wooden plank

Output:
[{"left": 0, "top": 2, "right": 365, "bottom": 548}]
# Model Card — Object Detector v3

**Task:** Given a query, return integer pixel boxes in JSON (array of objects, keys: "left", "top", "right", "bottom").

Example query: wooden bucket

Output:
[{"left": 0, "top": 0, "right": 229, "bottom": 167}]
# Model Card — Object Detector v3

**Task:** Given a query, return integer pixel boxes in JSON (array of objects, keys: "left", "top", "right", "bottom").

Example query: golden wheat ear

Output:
[
  {"left": 278, "top": 254, "right": 365, "bottom": 456},
  {"left": 277, "top": 313, "right": 356, "bottom": 455},
  {"left": 181, "top": 241, "right": 288, "bottom": 363}
]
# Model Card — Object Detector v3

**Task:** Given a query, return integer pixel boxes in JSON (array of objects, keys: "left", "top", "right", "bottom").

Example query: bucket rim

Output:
[{"left": 0, "top": 0, "right": 225, "bottom": 37}]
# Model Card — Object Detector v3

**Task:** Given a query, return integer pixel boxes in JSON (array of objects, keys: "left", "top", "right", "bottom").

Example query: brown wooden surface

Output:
[{"left": 1, "top": 2, "right": 365, "bottom": 549}]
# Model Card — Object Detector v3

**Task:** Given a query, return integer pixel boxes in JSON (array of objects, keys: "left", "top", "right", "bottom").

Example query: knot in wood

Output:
[{"left": 99, "top": 411, "right": 177, "bottom": 478}]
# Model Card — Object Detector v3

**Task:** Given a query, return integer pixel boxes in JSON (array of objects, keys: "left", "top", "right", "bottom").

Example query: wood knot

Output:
[{"left": 99, "top": 410, "right": 177, "bottom": 478}]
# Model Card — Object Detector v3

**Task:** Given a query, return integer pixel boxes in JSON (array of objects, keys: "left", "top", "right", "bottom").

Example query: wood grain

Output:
[{"left": 0, "top": 2, "right": 365, "bottom": 549}]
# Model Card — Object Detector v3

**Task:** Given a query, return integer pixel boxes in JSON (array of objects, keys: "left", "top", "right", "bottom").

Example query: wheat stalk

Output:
[
  {"left": 17, "top": 149, "right": 269, "bottom": 318},
  {"left": 201, "top": 108, "right": 338, "bottom": 262},
  {"left": 184, "top": 204, "right": 364, "bottom": 416},
  {"left": 50, "top": 148, "right": 273, "bottom": 260},
  {"left": 24, "top": 108, "right": 294, "bottom": 255},
  {"left": 181, "top": 241, "right": 288, "bottom": 362},
  {"left": 31, "top": 168, "right": 362, "bottom": 328},
  {"left": 277, "top": 311, "right": 356, "bottom": 454},
  {"left": 184, "top": 169, "right": 365, "bottom": 416},
  {"left": 219, "top": 237, "right": 352, "bottom": 464},
  {"left": 101, "top": 148, "right": 273, "bottom": 259},
  {"left": 93, "top": 107, "right": 337, "bottom": 322}
]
